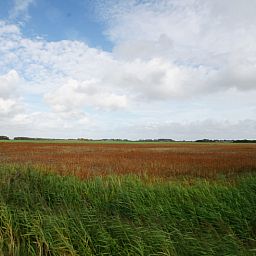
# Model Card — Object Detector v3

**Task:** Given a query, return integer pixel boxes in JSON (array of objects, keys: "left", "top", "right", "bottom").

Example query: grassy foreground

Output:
[{"left": 0, "top": 166, "right": 255, "bottom": 255}]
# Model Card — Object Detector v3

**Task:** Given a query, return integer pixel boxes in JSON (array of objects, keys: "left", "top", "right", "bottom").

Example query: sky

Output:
[{"left": 0, "top": 0, "right": 256, "bottom": 140}]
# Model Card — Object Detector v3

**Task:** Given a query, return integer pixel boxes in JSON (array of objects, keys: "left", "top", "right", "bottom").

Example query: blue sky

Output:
[
  {"left": 0, "top": 0, "right": 256, "bottom": 139},
  {"left": 0, "top": 0, "right": 112, "bottom": 50}
]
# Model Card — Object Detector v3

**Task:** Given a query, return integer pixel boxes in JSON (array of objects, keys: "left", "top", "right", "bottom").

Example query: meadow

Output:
[{"left": 0, "top": 141, "right": 256, "bottom": 255}]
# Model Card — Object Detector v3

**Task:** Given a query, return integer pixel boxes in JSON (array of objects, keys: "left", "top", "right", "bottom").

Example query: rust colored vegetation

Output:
[{"left": 0, "top": 142, "right": 256, "bottom": 179}]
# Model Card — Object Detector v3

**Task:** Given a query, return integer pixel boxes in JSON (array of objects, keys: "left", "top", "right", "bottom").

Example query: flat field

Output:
[
  {"left": 0, "top": 141, "right": 256, "bottom": 255},
  {"left": 0, "top": 141, "right": 256, "bottom": 179}
]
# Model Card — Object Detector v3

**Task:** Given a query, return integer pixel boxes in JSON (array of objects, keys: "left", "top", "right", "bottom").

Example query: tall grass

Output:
[{"left": 0, "top": 165, "right": 255, "bottom": 255}]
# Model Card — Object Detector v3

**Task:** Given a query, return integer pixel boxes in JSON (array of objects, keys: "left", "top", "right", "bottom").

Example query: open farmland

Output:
[
  {"left": 0, "top": 141, "right": 256, "bottom": 255},
  {"left": 0, "top": 141, "right": 256, "bottom": 179}
]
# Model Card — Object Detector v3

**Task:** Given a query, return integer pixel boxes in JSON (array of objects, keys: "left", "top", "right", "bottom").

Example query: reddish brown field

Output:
[{"left": 0, "top": 142, "right": 256, "bottom": 179}]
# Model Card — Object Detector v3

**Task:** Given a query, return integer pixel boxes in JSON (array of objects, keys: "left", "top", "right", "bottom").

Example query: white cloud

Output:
[
  {"left": 1, "top": 12, "right": 256, "bottom": 107},
  {"left": 9, "top": 0, "right": 35, "bottom": 21},
  {"left": 0, "top": 98, "right": 18, "bottom": 115},
  {"left": 0, "top": 21, "right": 21, "bottom": 35},
  {"left": 0, "top": 70, "right": 24, "bottom": 116},
  {"left": 0, "top": 70, "right": 20, "bottom": 98},
  {"left": 0, "top": 110, "right": 93, "bottom": 138},
  {"left": 44, "top": 78, "right": 128, "bottom": 112},
  {"left": 98, "top": 0, "right": 256, "bottom": 93}
]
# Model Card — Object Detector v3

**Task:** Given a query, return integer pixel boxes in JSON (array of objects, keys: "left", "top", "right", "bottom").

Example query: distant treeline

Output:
[
  {"left": 233, "top": 139, "right": 256, "bottom": 143},
  {"left": 137, "top": 139, "right": 175, "bottom": 142},
  {"left": 195, "top": 139, "right": 230, "bottom": 143},
  {"left": 195, "top": 139, "right": 256, "bottom": 143},
  {"left": 0, "top": 136, "right": 10, "bottom": 140},
  {"left": 13, "top": 137, "right": 52, "bottom": 140}
]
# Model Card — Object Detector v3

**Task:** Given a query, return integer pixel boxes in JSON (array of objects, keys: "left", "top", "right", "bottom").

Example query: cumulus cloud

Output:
[
  {"left": 0, "top": 70, "right": 20, "bottom": 98},
  {"left": 44, "top": 79, "right": 128, "bottom": 112},
  {"left": 0, "top": 70, "right": 23, "bottom": 116},
  {"left": 1, "top": 7, "right": 256, "bottom": 110},
  {"left": 98, "top": 0, "right": 256, "bottom": 93}
]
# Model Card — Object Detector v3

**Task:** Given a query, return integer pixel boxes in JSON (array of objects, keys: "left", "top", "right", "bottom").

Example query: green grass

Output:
[{"left": 0, "top": 165, "right": 255, "bottom": 255}]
